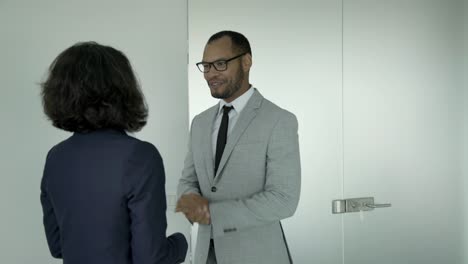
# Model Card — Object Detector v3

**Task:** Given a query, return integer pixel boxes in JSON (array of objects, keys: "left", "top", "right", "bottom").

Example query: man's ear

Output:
[{"left": 242, "top": 53, "right": 252, "bottom": 72}]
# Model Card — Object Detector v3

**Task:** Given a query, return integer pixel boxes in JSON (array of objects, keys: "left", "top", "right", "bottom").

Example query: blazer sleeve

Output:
[
  {"left": 177, "top": 117, "right": 202, "bottom": 198},
  {"left": 40, "top": 149, "right": 63, "bottom": 259},
  {"left": 126, "top": 142, "right": 188, "bottom": 264},
  {"left": 209, "top": 112, "right": 301, "bottom": 238}
]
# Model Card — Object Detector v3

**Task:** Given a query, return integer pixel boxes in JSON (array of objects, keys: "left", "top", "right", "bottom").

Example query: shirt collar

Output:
[{"left": 217, "top": 86, "right": 255, "bottom": 115}]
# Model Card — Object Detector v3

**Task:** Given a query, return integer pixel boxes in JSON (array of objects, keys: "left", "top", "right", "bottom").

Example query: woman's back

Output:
[
  {"left": 41, "top": 129, "right": 186, "bottom": 264},
  {"left": 39, "top": 42, "right": 187, "bottom": 264}
]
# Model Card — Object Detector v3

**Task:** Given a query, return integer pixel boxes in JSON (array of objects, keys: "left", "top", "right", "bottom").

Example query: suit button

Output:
[{"left": 211, "top": 186, "right": 217, "bottom": 192}]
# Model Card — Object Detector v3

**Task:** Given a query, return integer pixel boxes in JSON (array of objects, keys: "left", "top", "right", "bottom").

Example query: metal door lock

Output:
[{"left": 332, "top": 197, "right": 391, "bottom": 214}]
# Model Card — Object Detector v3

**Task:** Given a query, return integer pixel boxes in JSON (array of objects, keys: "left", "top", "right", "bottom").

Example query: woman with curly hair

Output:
[{"left": 39, "top": 42, "right": 187, "bottom": 264}]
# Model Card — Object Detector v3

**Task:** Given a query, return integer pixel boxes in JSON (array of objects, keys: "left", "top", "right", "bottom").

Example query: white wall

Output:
[{"left": 0, "top": 1, "right": 190, "bottom": 263}]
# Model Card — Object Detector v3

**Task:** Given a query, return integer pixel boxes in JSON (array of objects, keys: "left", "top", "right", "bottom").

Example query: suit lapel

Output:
[
  {"left": 214, "top": 90, "right": 264, "bottom": 181},
  {"left": 201, "top": 105, "right": 219, "bottom": 185}
]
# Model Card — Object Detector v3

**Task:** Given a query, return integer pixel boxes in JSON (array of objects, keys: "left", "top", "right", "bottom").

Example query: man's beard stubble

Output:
[{"left": 211, "top": 68, "right": 244, "bottom": 100}]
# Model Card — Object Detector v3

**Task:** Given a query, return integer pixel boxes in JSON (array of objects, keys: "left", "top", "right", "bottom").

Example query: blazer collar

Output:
[
  {"left": 201, "top": 104, "right": 219, "bottom": 184},
  {"left": 214, "top": 89, "right": 264, "bottom": 180}
]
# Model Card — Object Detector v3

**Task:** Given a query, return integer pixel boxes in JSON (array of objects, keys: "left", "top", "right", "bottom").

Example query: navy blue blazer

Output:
[{"left": 40, "top": 129, "right": 187, "bottom": 264}]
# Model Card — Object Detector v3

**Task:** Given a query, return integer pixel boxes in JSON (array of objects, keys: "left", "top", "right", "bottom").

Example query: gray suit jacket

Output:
[{"left": 177, "top": 89, "right": 301, "bottom": 264}]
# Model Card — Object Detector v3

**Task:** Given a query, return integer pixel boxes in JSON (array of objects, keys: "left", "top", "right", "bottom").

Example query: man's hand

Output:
[{"left": 175, "top": 193, "right": 211, "bottom": 225}]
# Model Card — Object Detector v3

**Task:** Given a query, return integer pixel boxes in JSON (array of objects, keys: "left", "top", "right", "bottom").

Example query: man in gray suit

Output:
[{"left": 176, "top": 30, "right": 301, "bottom": 264}]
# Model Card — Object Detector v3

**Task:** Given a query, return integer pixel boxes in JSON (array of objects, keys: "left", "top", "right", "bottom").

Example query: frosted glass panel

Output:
[
  {"left": 463, "top": 0, "right": 468, "bottom": 261},
  {"left": 342, "top": 1, "right": 464, "bottom": 263}
]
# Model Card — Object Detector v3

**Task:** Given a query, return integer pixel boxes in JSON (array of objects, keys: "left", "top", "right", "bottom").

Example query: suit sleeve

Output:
[
  {"left": 177, "top": 117, "right": 202, "bottom": 199},
  {"left": 209, "top": 112, "right": 301, "bottom": 238},
  {"left": 40, "top": 149, "right": 63, "bottom": 259},
  {"left": 126, "top": 142, "right": 188, "bottom": 264}
]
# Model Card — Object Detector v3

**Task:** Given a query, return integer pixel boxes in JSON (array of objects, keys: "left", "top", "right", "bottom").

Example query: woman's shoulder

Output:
[
  {"left": 46, "top": 130, "right": 160, "bottom": 160},
  {"left": 125, "top": 136, "right": 161, "bottom": 163}
]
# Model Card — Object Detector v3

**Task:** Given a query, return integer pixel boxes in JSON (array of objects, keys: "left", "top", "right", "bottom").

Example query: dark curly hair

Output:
[{"left": 41, "top": 41, "right": 148, "bottom": 133}]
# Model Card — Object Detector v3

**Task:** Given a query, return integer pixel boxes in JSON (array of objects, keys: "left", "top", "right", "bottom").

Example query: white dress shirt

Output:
[{"left": 211, "top": 86, "right": 255, "bottom": 161}]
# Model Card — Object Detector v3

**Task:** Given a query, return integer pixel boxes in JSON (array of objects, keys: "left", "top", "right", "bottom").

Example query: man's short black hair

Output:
[
  {"left": 41, "top": 41, "right": 148, "bottom": 133},
  {"left": 207, "top": 30, "right": 252, "bottom": 56}
]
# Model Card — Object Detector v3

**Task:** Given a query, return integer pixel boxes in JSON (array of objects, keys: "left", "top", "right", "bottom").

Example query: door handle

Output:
[
  {"left": 332, "top": 197, "right": 391, "bottom": 214},
  {"left": 365, "top": 203, "right": 391, "bottom": 209}
]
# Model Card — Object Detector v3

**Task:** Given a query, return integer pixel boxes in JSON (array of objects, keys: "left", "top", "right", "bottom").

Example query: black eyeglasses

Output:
[{"left": 196, "top": 53, "right": 247, "bottom": 73}]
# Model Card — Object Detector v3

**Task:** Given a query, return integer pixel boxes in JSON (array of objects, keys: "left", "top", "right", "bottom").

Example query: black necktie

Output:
[{"left": 215, "top": 105, "right": 233, "bottom": 174}]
